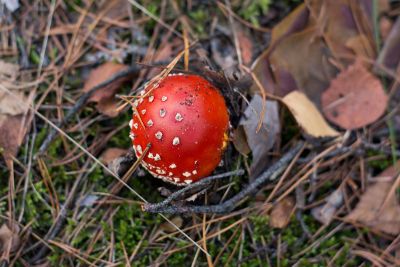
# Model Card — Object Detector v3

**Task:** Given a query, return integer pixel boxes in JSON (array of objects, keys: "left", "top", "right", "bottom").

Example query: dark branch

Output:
[
  {"left": 143, "top": 169, "right": 245, "bottom": 212},
  {"left": 143, "top": 141, "right": 305, "bottom": 214}
]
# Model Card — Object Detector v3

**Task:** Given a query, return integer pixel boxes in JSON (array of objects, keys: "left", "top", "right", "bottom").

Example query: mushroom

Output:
[{"left": 129, "top": 73, "right": 229, "bottom": 185}]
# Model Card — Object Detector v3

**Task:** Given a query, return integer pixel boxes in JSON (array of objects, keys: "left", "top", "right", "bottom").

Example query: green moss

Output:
[
  {"left": 366, "top": 149, "right": 392, "bottom": 173},
  {"left": 239, "top": 0, "right": 271, "bottom": 27},
  {"left": 29, "top": 46, "right": 41, "bottom": 65}
]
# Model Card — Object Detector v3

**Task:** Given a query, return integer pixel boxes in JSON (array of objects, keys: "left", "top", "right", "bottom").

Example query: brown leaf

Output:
[
  {"left": 253, "top": 1, "right": 375, "bottom": 107},
  {"left": 0, "top": 114, "right": 29, "bottom": 168},
  {"left": 84, "top": 62, "right": 128, "bottom": 101},
  {"left": 83, "top": 62, "right": 130, "bottom": 117},
  {"left": 0, "top": 61, "right": 26, "bottom": 116},
  {"left": 346, "top": 162, "right": 400, "bottom": 235},
  {"left": 345, "top": 34, "right": 375, "bottom": 59},
  {"left": 268, "top": 27, "right": 338, "bottom": 104},
  {"left": 346, "top": 180, "right": 400, "bottom": 235},
  {"left": 282, "top": 91, "right": 340, "bottom": 138},
  {"left": 0, "top": 61, "right": 31, "bottom": 169},
  {"left": 0, "top": 91, "right": 28, "bottom": 116},
  {"left": 269, "top": 196, "right": 296, "bottom": 229},
  {"left": 100, "top": 147, "right": 128, "bottom": 165},
  {"left": 147, "top": 38, "right": 182, "bottom": 78},
  {"left": 252, "top": 3, "right": 337, "bottom": 105},
  {"left": 0, "top": 223, "right": 20, "bottom": 256},
  {"left": 309, "top": 0, "right": 375, "bottom": 61},
  {"left": 321, "top": 60, "right": 388, "bottom": 130},
  {"left": 96, "top": 98, "right": 120, "bottom": 118}
]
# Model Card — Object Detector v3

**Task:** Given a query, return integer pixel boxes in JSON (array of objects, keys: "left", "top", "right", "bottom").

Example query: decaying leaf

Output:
[
  {"left": 346, "top": 164, "right": 400, "bottom": 235},
  {"left": 0, "top": 223, "right": 20, "bottom": 256},
  {"left": 237, "top": 95, "right": 280, "bottom": 177},
  {"left": 0, "top": 61, "right": 30, "bottom": 168},
  {"left": 346, "top": 181, "right": 400, "bottom": 235},
  {"left": 282, "top": 91, "right": 339, "bottom": 138},
  {"left": 321, "top": 60, "right": 388, "bottom": 130},
  {"left": 0, "top": 115, "right": 29, "bottom": 167},
  {"left": 100, "top": 147, "right": 128, "bottom": 165},
  {"left": 0, "top": 61, "right": 26, "bottom": 116},
  {"left": 253, "top": 0, "right": 375, "bottom": 107},
  {"left": 269, "top": 196, "right": 296, "bottom": 229},
  {"left": 83, "top": 62, "right": 130, "bottom": 117}
]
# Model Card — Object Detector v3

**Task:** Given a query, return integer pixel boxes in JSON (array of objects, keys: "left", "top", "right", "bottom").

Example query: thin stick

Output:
[
  {"left": 37, "top": 65, "right": 139, "bottom": 154},
  {"left": 144, "top": 142, "right": 305, "bottom": 214}
]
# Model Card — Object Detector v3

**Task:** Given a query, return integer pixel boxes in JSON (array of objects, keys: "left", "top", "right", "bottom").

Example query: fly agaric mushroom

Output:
[{"left": 129, "top": 73, "right": 229, "bottom": 185}]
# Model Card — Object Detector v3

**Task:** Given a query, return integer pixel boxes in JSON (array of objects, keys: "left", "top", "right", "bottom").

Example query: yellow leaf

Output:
[{"left": 282, "top": 91, "right": 339, "bottom": 138}]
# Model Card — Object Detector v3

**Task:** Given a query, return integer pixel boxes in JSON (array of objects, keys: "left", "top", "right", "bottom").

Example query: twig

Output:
[
  {"left": 143, "top": 141, "right": 305, "bottom": 214},
  {"left": 37, "top": 65, "right": 140, "bottom": 155},
  {"left": 142, "top": 169, "right": 245, "bottom": 212}
]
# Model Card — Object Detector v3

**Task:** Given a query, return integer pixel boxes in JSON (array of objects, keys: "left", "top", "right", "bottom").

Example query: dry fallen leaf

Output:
[
  {"left": 269, "top": 196, "right": 296, "bottom": 229},
  {"left": 100, "top": 147, "right": 128, "bottom": 165},
  {"left": 0, "top": 115, "right": 29, "bottom": 167},
  {"left": 346, "top": 163, "right": 400, "bottom": 235},
  {"left": 0, "top": 223, "right": 20, "bottom": 256},
  {"left": 237, "top": 95, "right": 280, "bottom": 177},
  {"left": 321, "top": 60, "right": 388, "bottom": 130},
  {"left": 253, "top": 0, "right": 376, "bottom": 108},
  {"left": 0, "top": 61, "right": 30, "bottom": 168},
  {"left": 83, "top": 62, "right": 130, "bottom": 117},
  {"left": 282, "top": 91, "right": 340, "bottom": 138},
  {"left": 346, "top": 181, "right": 400, "bottom": 235}
]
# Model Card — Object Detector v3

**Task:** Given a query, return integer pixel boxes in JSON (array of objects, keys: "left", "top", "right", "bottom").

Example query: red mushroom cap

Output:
[{"left": 129, "top": 73, "right": 229, "bottom": 185}]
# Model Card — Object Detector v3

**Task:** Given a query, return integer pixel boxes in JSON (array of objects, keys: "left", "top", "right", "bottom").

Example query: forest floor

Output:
[{"left": 1, "top": 0, "right": 400, "bottom": 266}]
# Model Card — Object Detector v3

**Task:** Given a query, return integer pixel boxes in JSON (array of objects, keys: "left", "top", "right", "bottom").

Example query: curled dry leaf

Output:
[
  {"left": 282, "top": 91, "right": 340, "bottom": 138},
  {"left": 269, "top": 196, "right": 296, "bottom": 229},
  {"left": 0, "top": 61, "right": 30, "bottom": 168},
  {"left": 346, "top": 163, "right": 400, "bottom": 235},
  {"left": 83, "top": 62, "right": 130, "bottom": 117},
  {"left": 346, "top": 181, "right": 400, "bottom": 235},
  {"left": 0, "top": 223, "right": 20, "bottom": 255},
  {"left": 321, "top": 60, "right": 388, "bottom": 130},
  {"left": 235, "top": 95, "right": 280, "bottom": 177}
]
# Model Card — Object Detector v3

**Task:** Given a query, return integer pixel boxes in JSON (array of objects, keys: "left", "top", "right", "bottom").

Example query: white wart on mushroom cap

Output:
[{"left": 130, "top": 74, "right": 229, "bottom": 185}]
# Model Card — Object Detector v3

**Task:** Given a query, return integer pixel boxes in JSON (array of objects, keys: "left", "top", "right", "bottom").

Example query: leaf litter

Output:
[
  {"left": 83, "top": 62, "right": 131, "bottom": 117},
  {"left": 2, "top": 0, "right": 400, "bottom": 266}
]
